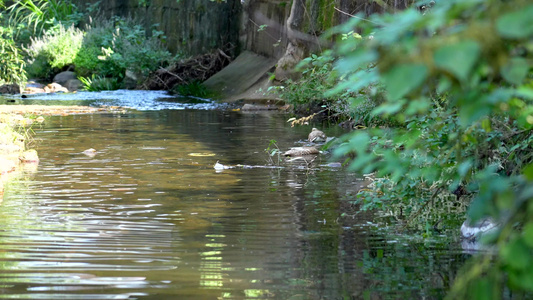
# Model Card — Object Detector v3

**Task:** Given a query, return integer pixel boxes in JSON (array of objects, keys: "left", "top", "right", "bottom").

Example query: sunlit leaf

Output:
[
  {"left": 382, "top": 63, "right": 428, "bottom": 100},
  {"left": 481, "top": 118, "right": 492, "bottom": 132},
  {"left": 515, "top": 87, "right": 533, "bottom": 99},
  {"left": 502, "top": 57, "right": 530, "bottom": 85},
  {"left": 434, "top": 40, "right": 480, "bottom": 81},
  {"left": 496, "top": 5, "right": 533, "bottom": 39}
]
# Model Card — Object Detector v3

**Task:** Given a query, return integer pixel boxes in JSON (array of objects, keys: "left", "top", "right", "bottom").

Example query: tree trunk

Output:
[{"left": 275, "top": 0, "right": 309, "bottom": 81}]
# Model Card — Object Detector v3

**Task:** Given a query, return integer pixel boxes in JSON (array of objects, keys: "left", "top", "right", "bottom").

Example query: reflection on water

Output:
[{"left": 0, "top": 102, "right": 468, "bottom": 299}]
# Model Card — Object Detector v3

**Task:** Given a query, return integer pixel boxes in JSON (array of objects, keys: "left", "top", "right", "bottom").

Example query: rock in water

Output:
[
  {"left": 308, "top": 128, "right": 327, "bottom": 142},
  {"left": 83, "top": 148, "right": 97, "bottom": 157}
]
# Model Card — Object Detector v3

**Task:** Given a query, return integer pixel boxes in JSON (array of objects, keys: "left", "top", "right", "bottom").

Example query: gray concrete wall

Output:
[
  {"left": 73, "top": 0, "right": 415, "bottom": 58},
  {"left": 74, "top": 0, "right": 241, "bottom": 56}
]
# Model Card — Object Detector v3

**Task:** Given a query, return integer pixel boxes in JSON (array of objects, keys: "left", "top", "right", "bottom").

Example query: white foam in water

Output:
[{"left": 19, "top": 90, "right": 226, "bottom": 111}]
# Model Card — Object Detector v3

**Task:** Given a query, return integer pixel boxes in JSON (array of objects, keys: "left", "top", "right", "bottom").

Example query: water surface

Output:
[{"left": 0, "top": 92, "right": 468, "bottom": 299}]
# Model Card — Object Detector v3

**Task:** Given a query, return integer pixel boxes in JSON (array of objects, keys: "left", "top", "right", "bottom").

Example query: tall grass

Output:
[{"left": 7, "top": 0, "right": 81, "bottom": 35}]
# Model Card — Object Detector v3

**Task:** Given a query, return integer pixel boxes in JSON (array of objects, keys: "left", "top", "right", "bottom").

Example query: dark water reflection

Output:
[{"left": 1, "top": 106, "right": 468, "bottom": 299}]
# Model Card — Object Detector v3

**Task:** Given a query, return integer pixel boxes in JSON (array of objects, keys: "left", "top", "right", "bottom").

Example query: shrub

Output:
[
  {"left": 0, "top": 33, "right": 27, "bottom": 85},
  {"left": 323, "top": 0, "right": 533, "bottom": 297},
  {"left": 78, "top": 74, "right": 121, "bottom": 91},
  {"left": 24, "top": 24, "right": 83, "bottom": 79},
  {"left": 7, "top": 0, "right": 82, "bottom": 37},
  {"left": 73, "top": 17, "right": 172, "bottom": 87},
  {"left": 275, "top": 51, "right": 393, "bottom": 127}
]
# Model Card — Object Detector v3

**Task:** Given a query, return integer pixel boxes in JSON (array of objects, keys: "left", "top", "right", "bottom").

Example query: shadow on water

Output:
[{"left": 0, "top": 91, "right": 470, "bottom": 299}]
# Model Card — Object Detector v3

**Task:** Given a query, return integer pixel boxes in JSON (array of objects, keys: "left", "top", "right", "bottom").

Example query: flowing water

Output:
[{"left": 0, "top": 91, "right": 469, "bottom": 299}]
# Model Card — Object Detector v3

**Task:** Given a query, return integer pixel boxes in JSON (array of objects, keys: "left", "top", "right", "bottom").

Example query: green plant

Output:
[
  {"left": 0, "top": 33, "right": 27, "bottom": 85},
  {"left": 264, "top": 139, "right": 282, "bottom": 165},
  {"left": 73, "top": 16, "right": 171, "bottom": 85},
  {"left": 0, "top": 114, "right": 40, "bottom": 152},
  {"left": 274, "top": 51, "right": 391, "bottom": 126},
  {"left": 322, "top": 0, "right": 533, "bottom": 297},
  {"left": 7, "top": 0, "right": 81, "bottom": 36},
  {"left": 173, "top": 81, "right": 211, "bottom": 97},
  {"left": 24, "top": 24, "right": 83, "bottom": 79},
  {"left": 274, "top": 53, "right": 335, "bottom": 106},
  {"left": 78, "top": 74, "right": 121, "bottom": 91}
]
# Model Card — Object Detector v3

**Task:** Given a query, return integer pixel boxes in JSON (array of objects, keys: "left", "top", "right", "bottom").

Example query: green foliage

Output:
[
  {"left": 6, "top": 0, "right": 82, "bottom": 41},
  {"left": 78, "top": 74, "right": 121, "bottom": 91},
  {"left": 173, "top": 81, "right": 211, "bottom": 98},
  {"left": 24, "top": 24, "right": 83, "bottom": 79},
  {"left": 277, "top": 53, "right": 336, "bottom": 106},
  {"left": 276, "top": 51, "right": 395, "bottom": 126},
  {"left": 73, "top": 17, "right": 172, "bottom": 87},
  {"left": 321, "top": 0, "right": 533, "bottom": 297},
  {"left": 273, "top": 52, "right": 364, "bottom": 121},
  {"left": 71, "top": 45, "right": 105, "bottom": 78},
  {"left": 264, "top": 139, "right": 282, "bottom": 165},
  {"left": 0, "top": 33, "right": 27, "bottom": 84}
]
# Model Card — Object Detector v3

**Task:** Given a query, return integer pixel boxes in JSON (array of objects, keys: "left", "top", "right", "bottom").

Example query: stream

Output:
[{"left": 0, "top": 91, "right": 469, "bottom": 299}]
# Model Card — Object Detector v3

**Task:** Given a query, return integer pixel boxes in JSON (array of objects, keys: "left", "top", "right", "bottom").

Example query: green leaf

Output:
[
  {"left": 516, "top": 87, "right": 533, "bottom": 99},
  {"left": 436, "top": 76, "right": 452, "bottom": 94},
  {"left": 469, "top": 278, "right": 492, "bottom": 300},
  {"left": 372, "top": 100, "right": 406, "bottom": 116},
  {"left": 523, "top": 222, "right": 533, "bottom": 248},
  {"left": 382, "top": 63, "right": 428, "bottom": 100},
  {"left": 458, "top": 160, "right": 473, "bottom": 177},
  {"left": 496, "top": 5, "right": 533, "bottom": 39},
  {"left": 335, "top": 49, "right": 377, "bottom": 74},
  {"left": 523, "top": 163, "right": 533, "bottom": 181},
  {"left": 501, "top": 57, "right": 530, "bottom": 85},
  {"left": 481, "top": 118, "right": 492, "bottom": 132},
  {"left": 434, "top": 40, "right": 480, "bottom": 81},
  {"left": 500, "top": 238, "right": 531, "bottom": 271}
]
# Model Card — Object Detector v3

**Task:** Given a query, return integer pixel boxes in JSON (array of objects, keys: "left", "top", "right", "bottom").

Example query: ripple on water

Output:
[{"left": 0, "top": 106, "right": 466, "bottom": 299}]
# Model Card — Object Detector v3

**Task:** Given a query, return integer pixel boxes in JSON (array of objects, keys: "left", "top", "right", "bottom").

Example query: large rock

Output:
[
  {"left": 65, "top": 79, "right": 83, "bottom": 92},
  {"left": 23, "top": 80, "right": 46, "bottom": 94},
  {"left": 44, "top": 83, "right": 69, "bottom": 93},
  {"left": 53, "top": 71, "right": 77, "bottom": 86},
  {"left": 0, "top": 84, "right": 21, "bottom": 94}
]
